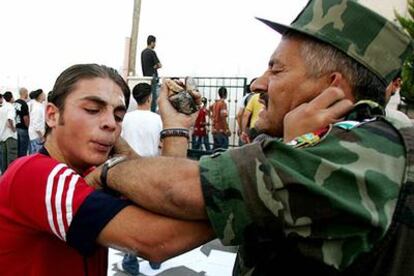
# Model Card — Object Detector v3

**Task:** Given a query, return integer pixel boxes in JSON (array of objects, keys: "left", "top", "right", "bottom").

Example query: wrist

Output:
[
  {"left": 100, "top": 155, "right": 127, "bottom": 195},
  {"left": 160, "top": 128, "right": 190, "bottom": 140}
]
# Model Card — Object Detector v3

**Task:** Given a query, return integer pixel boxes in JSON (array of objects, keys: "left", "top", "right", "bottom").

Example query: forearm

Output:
[
  {"left": 98, "top": 205, "right": 215, "bottom": 263},
  {"left": 24, "top": 116, "right": 30, "bottom": 128},
  {"left": 161, "top": 136, "right": 188, "bottom": 157},
  {"left": 107, "top": 156, "right": 207, "bottom": 220}
]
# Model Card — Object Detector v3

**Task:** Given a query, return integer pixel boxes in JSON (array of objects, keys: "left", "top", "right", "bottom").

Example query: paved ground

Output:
[{"left": 107, "top": 239, "right": 237, "bottom": 276}]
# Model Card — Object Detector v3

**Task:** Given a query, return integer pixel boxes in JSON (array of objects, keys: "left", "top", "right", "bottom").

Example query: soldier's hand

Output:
[
  {"left": 283, "top": 87, "right": 353, "bottom": 142},
  {"left": 84, "top": 166, "right": 102, "bottom": 189},
  {"left": 112, "top": 137, "right": 140, "bottom": 160}
]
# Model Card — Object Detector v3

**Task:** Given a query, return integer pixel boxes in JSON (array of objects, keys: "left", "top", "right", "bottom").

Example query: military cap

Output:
[{"left": 257, "top": 0, "right": 413, "bottom": 85}]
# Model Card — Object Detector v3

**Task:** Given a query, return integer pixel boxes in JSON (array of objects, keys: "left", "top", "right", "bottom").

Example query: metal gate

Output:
[
  {"left": 127, "top": 76, "right": 248, "bottom": 156},
  {"left": 193, "top": 77, "right": 247, "bottom": 148}
]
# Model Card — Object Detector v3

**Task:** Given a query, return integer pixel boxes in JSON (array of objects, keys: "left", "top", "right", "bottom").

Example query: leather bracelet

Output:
[
  {"left": 100, "top": 155, "right": 127, "bottom": 196},
  {"left": 160, "top": 128, "right": 190, "bottom": 139}
]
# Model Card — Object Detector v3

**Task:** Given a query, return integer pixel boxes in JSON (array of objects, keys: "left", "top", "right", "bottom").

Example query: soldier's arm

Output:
[{"left": 86, "top": 156, "right": 206, "bottom": 220}]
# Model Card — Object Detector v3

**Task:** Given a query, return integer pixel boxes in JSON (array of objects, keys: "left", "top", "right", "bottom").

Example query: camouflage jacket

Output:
[{"left": 200, "top": 105, "right": 412, "bottom": 275}]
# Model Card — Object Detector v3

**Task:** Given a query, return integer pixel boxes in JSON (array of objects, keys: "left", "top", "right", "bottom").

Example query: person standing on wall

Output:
[{"left": 141, "top": 35, "right": 162, "bottom": 112}]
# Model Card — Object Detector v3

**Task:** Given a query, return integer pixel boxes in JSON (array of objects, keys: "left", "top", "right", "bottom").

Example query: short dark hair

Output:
[
  {"left": 147, "top": 35, "right": 156, "bottom": 45},
  {"left": 30, "top": 89, "right": 44, "bottom": 100},
  {"left": 132, "top": 82, "right": 152, "bottom": 105},
  {"left": 46, "top": 64, "right": 130, "bottom": 136},
  {"left": 218, "top": 86, "right": 227, "bottom": 99},
  {"left": 3, "top": 91, "right": 13, "bottom": 102}
]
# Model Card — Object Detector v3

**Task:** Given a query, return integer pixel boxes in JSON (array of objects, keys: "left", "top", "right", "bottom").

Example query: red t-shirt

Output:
[
  {"left": 0, "top": 150, "right": 130, "bottom": 276},
  {"left": 193, "top": 107, "right": 208, "bottom": 136},
  {"left": 210, "top": 100, "right": 229, "bottom": 133}
]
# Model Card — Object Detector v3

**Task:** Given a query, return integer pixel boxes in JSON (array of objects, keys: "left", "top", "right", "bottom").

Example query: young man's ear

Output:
[
  {"left": 329, "top": 72, "right": 354, "bottom": 102},
  {"left": 45, "top": 103, "right": 60, "bottom": 129}
]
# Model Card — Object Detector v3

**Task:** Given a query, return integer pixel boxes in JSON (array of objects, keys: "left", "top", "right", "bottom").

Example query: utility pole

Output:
[{"left": 128, "top": 0, "right": 142, "bottom": 76}]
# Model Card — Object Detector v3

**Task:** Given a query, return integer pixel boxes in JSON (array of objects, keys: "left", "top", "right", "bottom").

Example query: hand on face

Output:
[
  {"left": 283, "top": 87, "right": 353, "bottom": 142},
  {"left": 112, "top": 136, "right": 141, "bottom": 160},
  {"left": 158, "top": 79, "right": 198, "bottom": 129}
]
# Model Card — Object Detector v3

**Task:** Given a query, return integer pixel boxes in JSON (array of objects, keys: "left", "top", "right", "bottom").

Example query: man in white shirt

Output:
[
  {"left": 385, "top": 73, "right": 412, "bottom": 125},
  {"left": 28, "top": 89, "right": 46, "bottom": 154},
  {"left": 121, "top": 82, "right": 162, "bottom": 156},
  {"left": 0, "top": 92, "right": 17, "bottom": 173},
  {"left": 119, "top": 82, "right": 163, "bottom": 275}
]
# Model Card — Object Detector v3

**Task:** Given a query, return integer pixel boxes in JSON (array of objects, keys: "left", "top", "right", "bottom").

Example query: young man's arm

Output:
[
  {"left": 23, "top": 115, "right": 30, "bottom": 128},
  {"left": 97, "top": 204, "right": 214, "bottom": 262}
]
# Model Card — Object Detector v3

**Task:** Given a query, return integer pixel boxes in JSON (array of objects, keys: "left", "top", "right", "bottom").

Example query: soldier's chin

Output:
[{"left": 254, "top": 118, "right": 270, "bottom": 135}]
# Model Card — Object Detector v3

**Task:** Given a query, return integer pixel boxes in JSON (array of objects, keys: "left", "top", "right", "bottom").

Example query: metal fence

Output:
[
  {"left": 127, "top": 76, "right": 248, "bottom": 153},
  {"left": 193, "top": 77, "right": 247, "bottom": 148}
]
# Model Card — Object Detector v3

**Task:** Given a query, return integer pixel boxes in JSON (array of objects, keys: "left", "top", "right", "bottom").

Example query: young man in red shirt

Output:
[{"left": 0, "top": 64, "right": 213, "bottom": 276}]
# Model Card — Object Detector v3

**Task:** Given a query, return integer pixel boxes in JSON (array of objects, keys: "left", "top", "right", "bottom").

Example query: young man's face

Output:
[
  {"left": 50, "top": 77, "right": 126, "bottom": 171},
  {"left": 252, "top": 37, "right": 330, "bottom": 137}
]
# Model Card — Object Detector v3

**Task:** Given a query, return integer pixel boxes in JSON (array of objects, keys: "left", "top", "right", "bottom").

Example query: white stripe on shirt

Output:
[
  {"left": 45, "top": 163, "right": 66, "bottom": 239},
  {"left": 55, "top": 168, "right": 75, "bottom": 241},
  {"left": 65, "top": 174, "right": 79, "bottom": 233}
]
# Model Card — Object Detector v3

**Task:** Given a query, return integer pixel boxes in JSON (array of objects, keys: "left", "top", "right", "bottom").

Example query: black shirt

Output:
[
  {"left": 14, "top": 99, "right": 29, "bottom": 130},
  {"left": 141, "top": 47, "right": 160, "bottom": 77}
]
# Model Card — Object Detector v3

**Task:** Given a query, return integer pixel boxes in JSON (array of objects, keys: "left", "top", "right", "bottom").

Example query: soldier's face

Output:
[{"left": 253, "top": 37, "right": 329, "bottom": 137}]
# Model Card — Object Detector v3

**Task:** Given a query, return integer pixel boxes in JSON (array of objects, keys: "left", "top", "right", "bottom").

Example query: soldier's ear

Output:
[
  {"left": 45, "top": 103, "right": 60, "bottom": 130},
  {"left": 329, "top": 72, "right": 355, "bottom": 102},
  {"left": 329, "top": 72, "right": 344, "bottom": 87}
]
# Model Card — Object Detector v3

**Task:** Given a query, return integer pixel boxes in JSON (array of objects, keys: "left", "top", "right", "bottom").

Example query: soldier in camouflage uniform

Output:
[{"left": 88, "top": 0, "right": 414, "bottom": 275}]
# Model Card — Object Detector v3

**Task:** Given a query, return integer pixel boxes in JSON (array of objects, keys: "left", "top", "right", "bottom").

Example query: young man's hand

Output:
[
  {"left": 283, "top": 87, "right": 353, "bottom": 142},
  {"left": 158, "top": 79, "right": 198, "bottom": 129}
]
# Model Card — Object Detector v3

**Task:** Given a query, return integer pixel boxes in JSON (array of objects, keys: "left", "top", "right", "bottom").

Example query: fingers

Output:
[
  {"left": 324, "top": 98, "right": 353, "bottom": 122},
  {"left": 159, "top": 81, "right": 169, "bottom": 101},
  {"left": 308, "top": 87, "right": 345, "bottom": 110},
  {"left": 165, "top": 79, "right": 184, "bottom": 94},
  {"left": 158, "top": 80, "right": 179, "bottom": 116}
]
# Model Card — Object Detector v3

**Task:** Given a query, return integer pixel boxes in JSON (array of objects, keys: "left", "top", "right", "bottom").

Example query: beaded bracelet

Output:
[{"left": 160, "top": 128, "right": 190, "bottom": 139}]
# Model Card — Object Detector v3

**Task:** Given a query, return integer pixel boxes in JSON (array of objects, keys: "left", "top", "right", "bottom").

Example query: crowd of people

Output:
[
  {"left": 1, "top": 0, "right": 414, "bottom": 276},
  {"left": 0, "top": 88, "right": 46, "bottom": 174}
]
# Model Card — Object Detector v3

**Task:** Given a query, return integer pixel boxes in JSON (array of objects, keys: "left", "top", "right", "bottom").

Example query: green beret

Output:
[{"left": 257, "top": 0, "right": 413, "bottom": 85}]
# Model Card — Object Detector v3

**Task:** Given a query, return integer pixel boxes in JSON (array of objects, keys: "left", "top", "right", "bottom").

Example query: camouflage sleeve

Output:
[{"left": 199, "top": 119, "right": 405, "bottom": 270}]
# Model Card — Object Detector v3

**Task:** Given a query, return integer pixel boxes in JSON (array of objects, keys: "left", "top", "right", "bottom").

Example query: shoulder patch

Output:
[{"left": 334, "top": 120, "right": 361, "bottom": 130}]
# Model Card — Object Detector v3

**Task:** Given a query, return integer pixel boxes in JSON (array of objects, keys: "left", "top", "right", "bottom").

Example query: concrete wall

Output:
[{"left": 359, "top": 0, "right": 408, "bottom": 21}]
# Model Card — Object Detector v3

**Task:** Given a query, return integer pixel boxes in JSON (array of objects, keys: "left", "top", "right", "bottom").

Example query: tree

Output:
[{"left": 396, "top": 0, "right": 414, "bottom": 103}]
